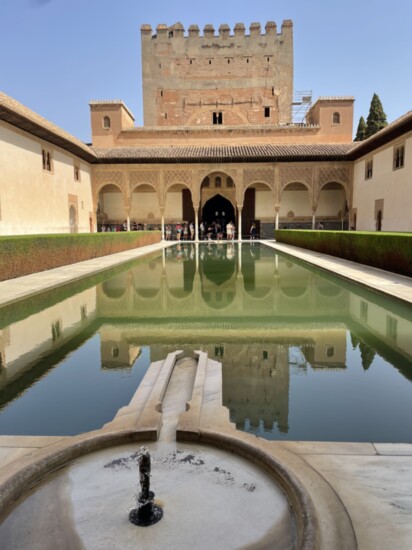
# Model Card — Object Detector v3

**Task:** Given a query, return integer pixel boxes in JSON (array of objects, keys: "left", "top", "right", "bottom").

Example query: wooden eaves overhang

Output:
[
  {"left": 0, "top": 92, "right": 96, "bottom": 163},
  {"left": 347, "top": 110, "right": 412, "bottom": 161}
]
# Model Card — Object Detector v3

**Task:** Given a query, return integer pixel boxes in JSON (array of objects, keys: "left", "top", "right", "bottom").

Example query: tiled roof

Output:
[
  {"left": 92, "top": 143, "right": 355, "bottom": 163},
  {"left": 0, "top": 91, "right": 96, "bottom": 162}
]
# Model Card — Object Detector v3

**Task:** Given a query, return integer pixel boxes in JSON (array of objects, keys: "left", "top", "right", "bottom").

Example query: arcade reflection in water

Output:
[{"left": 1, "top": 243, "right": 412, "bottom": 440}]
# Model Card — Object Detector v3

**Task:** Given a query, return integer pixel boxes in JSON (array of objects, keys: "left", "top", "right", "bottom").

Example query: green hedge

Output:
[
  {"left": 0, "top": 231, "right": 161, "bottom": 281},
  {"left": 274, "top": 230, "right": 412, "bottom": 277}
]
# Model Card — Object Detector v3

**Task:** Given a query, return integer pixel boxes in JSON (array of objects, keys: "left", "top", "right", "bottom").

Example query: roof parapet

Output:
[{"left": 141, "top": 21, "right": 293, "bottom": 39}]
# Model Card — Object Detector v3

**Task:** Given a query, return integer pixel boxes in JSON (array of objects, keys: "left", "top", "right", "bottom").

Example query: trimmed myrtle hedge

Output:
[
  {"left": 274, "top": 230, "right": 412, "bottom": 277},
  {"left": 0, "top": 231, "right": 161, "bottom": 281}
]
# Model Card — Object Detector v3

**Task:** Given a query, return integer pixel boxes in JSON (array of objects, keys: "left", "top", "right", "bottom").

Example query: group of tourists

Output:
[
  {"left": 99, "top": 219, "right": 259, "bottom": 240},
  {"left": 99, "top": 221, "right": 160, "bottom": 232}
]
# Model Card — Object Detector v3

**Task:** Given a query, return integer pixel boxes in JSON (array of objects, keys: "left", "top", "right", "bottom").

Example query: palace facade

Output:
[{"left": 1, "top": 21, "right": 412, "bottom": 237}]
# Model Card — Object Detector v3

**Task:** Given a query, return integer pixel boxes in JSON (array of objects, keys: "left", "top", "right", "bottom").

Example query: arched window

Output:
[
  {"left": 332, "top": 112, "right": 341, "bottom": 125},
  {"left": 215, "top": 176, "right": 222, "bottom": 188},
  {"left": 103, "top": 116, "right": 111, "bottom": 129}
]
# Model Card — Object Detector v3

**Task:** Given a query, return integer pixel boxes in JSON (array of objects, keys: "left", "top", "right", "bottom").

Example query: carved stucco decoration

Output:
[
  {"left": 94, "top": 170, "right": 124, "bottom": 188},
  {"left": 164, "top": 169, "right": 194, "bottom": 188},
  {"left": 129, "top": 170, "right": 159, "bottom": 189},
  {"left": 318, "top": 166, "right": 350, "bottom": 188},
  {"left": 243, "top": 168, "right": 275, "bottom": 189},
  {"left": 197, "top": 167, "right": 238, "bottom": 186},
  {"left": 314, "top": 166, "right": 351, "bottom": 208},
  {"left": 93, "top": 170, "right": 126, "bottom": 206},
  {"left": 280, "top": 166, "right": 313, "bottom": 189}
]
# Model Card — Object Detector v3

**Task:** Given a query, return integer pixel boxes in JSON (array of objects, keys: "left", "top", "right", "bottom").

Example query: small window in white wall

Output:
[
  {"left": 74, "top": 162, "right": 81, "bottom": 182},
  {"left": 42, "top": 149, "right": 52, "bottom": 172},
  {"left": 103, "top": 116, "right": 111, "bottom": 129},
  {"left": 365, "top": 159, "right": 373, "bottom": 180},
  {"left": 393, "top": 145, "right": 405, "bottom": 170}
]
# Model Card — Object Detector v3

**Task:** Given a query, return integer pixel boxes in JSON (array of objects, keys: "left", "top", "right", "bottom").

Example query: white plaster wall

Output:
[
  {"left": 279, "top": 190, "right": 312, "bottom": 216},
  {"left": 255, "top": 190, "right": 275, "bottom": 217},
  {"left": 100, "top": 192, "right": 124, "bottom": 222},
  {"left": 349, "top": 294, "right": 412, "bottom": 359},
  {"left": 316, "top": 189, "right": 345, "bottom": 216},
  {"left": 131, "top": 191, "right": 161, "bottom": 221},
  {"left": 0, "top": 289, "right": 96, "bottom": 380},
  {"left": 353, "top": 134, "right": 412, "bottom": 232},
  {"left": 0, "top": 122, "right": 93, "bottom": 235},
  {"left": 164, "top": 192, "right": 183, "bottom": 220}
]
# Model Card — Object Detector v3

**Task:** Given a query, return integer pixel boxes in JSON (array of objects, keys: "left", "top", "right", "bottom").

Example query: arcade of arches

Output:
[{"left": 94, "top": 162, "right": 351, "bottom": 238}]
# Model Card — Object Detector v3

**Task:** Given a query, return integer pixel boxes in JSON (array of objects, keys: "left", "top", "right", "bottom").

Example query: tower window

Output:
[
  {"left": 333, "top": 112, "right": 341, "bottom": 125},
  {"left": 264, "top": 107, "right": 270, "bottom": 118},
  {"left": 103, "top": 116, "right": 111, "bottom": 129},
  {"left": 160, "top": 90, "right": 163, "bottom": 97},
  {"left": 213, "top": 112, "right": 223, "bottom": 125},
  {"left": 209, "top": 59, "right": 212, "bottom": 65}
]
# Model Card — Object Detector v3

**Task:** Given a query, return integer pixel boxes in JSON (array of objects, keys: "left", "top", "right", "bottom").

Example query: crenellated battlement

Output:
[{"left": 140, "top": 20, "right": 293, "bottom": 40}]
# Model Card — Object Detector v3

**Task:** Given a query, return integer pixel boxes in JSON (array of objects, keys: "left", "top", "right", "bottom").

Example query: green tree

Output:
[
  {"left": 365, "top": 93, "right": 387, "bottom": 138},
  {"left": 359, "top": 341, "right": 375, "bottom": 371},
  {"left": 354, "top": 116, "right": 367, "bottom": 141}
]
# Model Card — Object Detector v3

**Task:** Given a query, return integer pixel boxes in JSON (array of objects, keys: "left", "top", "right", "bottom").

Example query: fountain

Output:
[
  {"left": 129, "top": 446, "right": 163, "bottom": 527},
  {"left": 0, "top": 351, "right": 344, "bottom": 549}
]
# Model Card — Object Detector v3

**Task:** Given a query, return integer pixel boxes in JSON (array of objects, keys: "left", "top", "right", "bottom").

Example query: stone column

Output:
[
  {"left": 195, "top": 207, "right": 199, "bottom": 241},
  {"left": 275, "top": 206, "right": 280, "bottom": 230},
  {"left": 237, "top": 207, "right": 243, "bottom": 241},
  {"left": 312, "top": 209, "right": 316, "bottom": 230},
  {"left": 160, "top": 208, "right": 165, "bottom": 240},
  {"left": 125, "top": 207, "right": 131, "bottom": 231}
]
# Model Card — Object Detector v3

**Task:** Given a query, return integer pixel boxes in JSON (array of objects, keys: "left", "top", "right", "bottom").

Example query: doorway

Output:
[{"left": 201, "top": 194, "right": 235, "bottom": 229}]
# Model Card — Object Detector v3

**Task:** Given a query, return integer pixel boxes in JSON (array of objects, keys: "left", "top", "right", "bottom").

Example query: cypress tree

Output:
[
  {"left": 365, "top": 93, "right": 387, "bottom": 138},
  {"left": 354, "top": 116, "right": 367, "bottom": 141}
]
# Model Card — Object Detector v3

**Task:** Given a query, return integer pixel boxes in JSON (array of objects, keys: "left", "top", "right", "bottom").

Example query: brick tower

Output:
[{"left": 140, "top": 21, "right": 293, "bottom": 127}]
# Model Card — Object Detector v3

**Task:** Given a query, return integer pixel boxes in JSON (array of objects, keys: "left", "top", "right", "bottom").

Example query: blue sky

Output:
[{"left": 2, "top": 0, "right": 412, "bottom": 142}]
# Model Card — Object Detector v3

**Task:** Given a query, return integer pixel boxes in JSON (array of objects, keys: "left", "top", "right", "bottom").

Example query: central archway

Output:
[{"left": 202, "top": 194, "right": 235, "bottom": 228}]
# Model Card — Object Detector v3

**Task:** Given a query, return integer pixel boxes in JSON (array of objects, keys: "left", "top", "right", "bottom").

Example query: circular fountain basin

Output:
[{"left": 0, "top": 441, "right": 296, "bottom": 549}]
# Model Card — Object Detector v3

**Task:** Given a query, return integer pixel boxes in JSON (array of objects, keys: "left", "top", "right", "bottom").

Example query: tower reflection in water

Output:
[{"left": 1, "top": 242, "right": 412, "bottom": 441}]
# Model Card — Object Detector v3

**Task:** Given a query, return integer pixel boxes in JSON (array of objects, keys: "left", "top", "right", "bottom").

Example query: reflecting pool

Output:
[{"left": 1, "top": 242, "right": 412, "bottom": 442}]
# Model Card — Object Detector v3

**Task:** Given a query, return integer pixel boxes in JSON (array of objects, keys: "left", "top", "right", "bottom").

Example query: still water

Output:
[{"left": 1, "top": 242, "right": 412, "bottom": 442}]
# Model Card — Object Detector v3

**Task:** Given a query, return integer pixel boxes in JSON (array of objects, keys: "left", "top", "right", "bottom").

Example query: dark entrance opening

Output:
[
  {"left": 202, "top": 194, "right": 235, "bottom": 230},
  {"left": 376, "top": 210, "right": 382, "bottom": 231}
]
